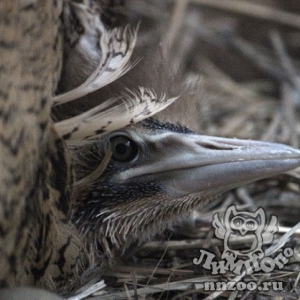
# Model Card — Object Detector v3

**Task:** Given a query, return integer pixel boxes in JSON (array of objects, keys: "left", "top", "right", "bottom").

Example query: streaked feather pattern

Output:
[
  {"left": 55, "top": 87, "right": 178, "bottom": 142},
  {"left": 53, "top": 25, "right": 138, "bottom": 106}
]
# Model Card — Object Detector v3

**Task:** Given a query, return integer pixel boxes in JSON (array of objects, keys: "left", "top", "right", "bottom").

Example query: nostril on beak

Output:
[{"left": 200, "top": 143, "right": 235, "bottom": 150}]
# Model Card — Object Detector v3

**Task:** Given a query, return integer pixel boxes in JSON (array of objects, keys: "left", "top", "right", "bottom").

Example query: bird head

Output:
[
  {"left": 58, "top": 22, "right": 300, "bottom": 260},
  {"left": 72, "top": 113, "right": 300, "bottom": 258}
]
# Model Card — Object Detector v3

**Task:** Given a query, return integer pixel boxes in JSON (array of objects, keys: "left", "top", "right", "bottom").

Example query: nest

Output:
[{"left": 70, "top": 1, "right": 300, "bottom": 299}]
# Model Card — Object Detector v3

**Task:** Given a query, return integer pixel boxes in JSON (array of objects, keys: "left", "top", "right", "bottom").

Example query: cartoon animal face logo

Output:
[
  {"left": 230, "top": 215, "right": 259, "bottom": 236},
  {"left": 213, "top": 205, "right": 278, "bottom": 260}
]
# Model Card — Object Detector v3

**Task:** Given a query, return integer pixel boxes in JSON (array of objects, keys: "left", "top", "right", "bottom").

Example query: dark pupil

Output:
[
  {"left": 115, "top": 142, "right": 128, "bottom": 155},
  {"left": 110, "top": 136, "right": 138, "bottom": 162}
]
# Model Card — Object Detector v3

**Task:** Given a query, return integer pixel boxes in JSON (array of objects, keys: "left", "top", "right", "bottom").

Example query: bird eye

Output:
[{"left": 110, "top": 135, "right": 138, "bottom": 162}]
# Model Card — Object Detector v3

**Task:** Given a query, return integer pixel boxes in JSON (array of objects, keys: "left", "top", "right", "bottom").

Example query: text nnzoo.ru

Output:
[{"left": 204, "top": 281, "right": 283, "bottom": 291}]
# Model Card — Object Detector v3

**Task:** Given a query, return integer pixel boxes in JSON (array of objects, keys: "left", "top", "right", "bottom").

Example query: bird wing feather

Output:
[{"left": 53, "top": 25, "right": 137, "bottom": 106}]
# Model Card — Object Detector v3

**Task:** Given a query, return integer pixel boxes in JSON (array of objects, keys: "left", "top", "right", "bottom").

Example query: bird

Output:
[
  {"left": 0, "top": 0, "right": 93, "bottom": 292},
  {"left": 68, "top": 77, "right": 300, "bottom": 262},
  {"left": 1, "top": 0, "right": 300, "bottom": 298},
  {"left": 0, "top": 0, "right": 178, "bottom": 294},
  {"left": 51, "top": 3, "right": 300, "bottom": 264}
]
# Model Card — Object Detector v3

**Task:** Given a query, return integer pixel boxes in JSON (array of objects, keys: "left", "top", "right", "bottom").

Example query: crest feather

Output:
[
  {"left": 53, "top": 26, "right": 137, "bottom": 106},
  {"left": 55, "top": 87, "right": 178, "bottom": 143}
]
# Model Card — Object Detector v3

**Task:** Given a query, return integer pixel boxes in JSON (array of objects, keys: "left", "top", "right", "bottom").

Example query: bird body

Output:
[
  {"left": 0, "top": 0, "right": 89, "bottom": 291},
  {"left": 0, "top": 0, "right": 181, "bottom": 291},
  {"left": 1, "top": 0, "right": 300, "bottom": 297}
]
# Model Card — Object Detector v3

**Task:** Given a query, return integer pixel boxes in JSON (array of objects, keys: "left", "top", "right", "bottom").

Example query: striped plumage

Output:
[
  {"left": 0, "top": 0, "right": 90, "bottom": 291},
  {"left": 0, "top": 0, "right": 179, "bottom": 293},
  {"left": 1, "top": 0, "right": 300, "bottom": 299}
]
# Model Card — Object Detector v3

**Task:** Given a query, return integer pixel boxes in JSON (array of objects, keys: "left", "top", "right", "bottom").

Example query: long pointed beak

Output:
[{"left": 117, "top": 134, "right": 300, "bottom": 198}]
